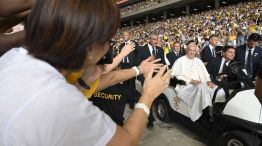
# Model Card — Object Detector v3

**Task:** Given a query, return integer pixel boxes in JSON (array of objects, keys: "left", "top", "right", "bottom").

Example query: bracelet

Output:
[
  {"left": 135, "top": 103, "right": 150, "bottom": 116},
  {"left": 132, "top": 66, "right": 140, "bottom": 76},
  {"left": 77, "top": 77, "right": 90, "bottom": 90}
]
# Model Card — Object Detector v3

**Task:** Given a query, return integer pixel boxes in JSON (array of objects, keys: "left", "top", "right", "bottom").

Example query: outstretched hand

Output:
[
  {"left": 138, "top": 56, "right": 163, "bottom": 75},
  {"left": 142, "top": 65, "right": 171, "bottom": 102},
  {"left": 119, "top": 42, "right": 135, "bottom": 57}
]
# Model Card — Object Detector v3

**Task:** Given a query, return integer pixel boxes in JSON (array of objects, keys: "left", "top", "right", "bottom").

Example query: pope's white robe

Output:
[{"left": 171, "top": 56, "right": 225, "bottom": 121}]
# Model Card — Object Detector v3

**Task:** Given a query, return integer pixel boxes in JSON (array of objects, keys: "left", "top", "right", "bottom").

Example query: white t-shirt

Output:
[{"left": 0, "top": 48, "right": 116, "bottom": 146}]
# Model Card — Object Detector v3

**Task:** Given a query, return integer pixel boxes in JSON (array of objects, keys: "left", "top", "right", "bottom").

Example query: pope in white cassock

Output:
[{"left": 171, "top": 44, "right": 224, "bottom": 121}]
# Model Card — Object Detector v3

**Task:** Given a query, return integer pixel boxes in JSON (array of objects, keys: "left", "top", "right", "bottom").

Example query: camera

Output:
[{"left": 97, "top": 46, "right": 114, "bottom": 65}]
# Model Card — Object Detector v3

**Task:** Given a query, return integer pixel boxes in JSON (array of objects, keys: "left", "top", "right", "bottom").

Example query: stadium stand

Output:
[{"left": 114, "top": 0, "right": 261, "bottom": 51}]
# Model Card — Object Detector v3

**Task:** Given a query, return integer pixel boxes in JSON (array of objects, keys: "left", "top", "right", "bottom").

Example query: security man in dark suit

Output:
[
  {"left": 207, "top": 46, "right": 240, "bottom": 97},
  {"left": 166, "top": 42, "right": 182, "bottom": 68},
  {"left": 136, "top": 33, "right": 165, "bottom": 66},
  {"left": 136, "top": 33, "right": 166, "bottom": 84},
  {"left": 201, "top": 34, "right": 222, "bottom": 65},
  {"left": 135, "top": 32, "right": 166, "bottom": 128},
  {"left": 118, "top": 31, "right": 140, "bottom": 109},
  {"left": 235, "top": 33, "right": 262, "bottom": 81}
]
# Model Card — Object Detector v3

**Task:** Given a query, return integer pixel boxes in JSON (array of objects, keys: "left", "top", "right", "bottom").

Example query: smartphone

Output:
[{"left": 97, "top": 47, "right": 113, "bottom": 65}]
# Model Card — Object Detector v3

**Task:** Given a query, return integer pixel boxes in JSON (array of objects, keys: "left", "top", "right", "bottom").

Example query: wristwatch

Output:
[{"left": 77, "top": 77, "right": 90, "bottom": 90}]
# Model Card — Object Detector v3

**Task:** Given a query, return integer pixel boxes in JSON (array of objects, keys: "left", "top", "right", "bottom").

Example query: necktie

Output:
[
  {"left": 246, "top": 49, "right": 253, "bottom": 78},
  {"left": 123, "top": 42, "right": 128, "bottom": 63},
  {"left": 124, "top": 56, "right": 128, "bottom": 63},
  {"left": 152, "top": 47, "right": 156, "bottom": 58},
  {"left": 212, "top": 48, "right": 216, "bottom": 58},
  {"left": 222, "top": 60, "right": 229, "bottom": 74}
]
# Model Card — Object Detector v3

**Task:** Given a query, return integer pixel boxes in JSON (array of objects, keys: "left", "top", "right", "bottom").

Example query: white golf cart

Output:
[{"left": 153, "top": 62, "right": 262, "bottom": 146}]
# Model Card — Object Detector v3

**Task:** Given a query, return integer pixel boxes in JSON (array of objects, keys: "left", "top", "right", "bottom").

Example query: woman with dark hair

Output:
[{"left": 0, "top": 0, "right": 171, "bottom": 146}]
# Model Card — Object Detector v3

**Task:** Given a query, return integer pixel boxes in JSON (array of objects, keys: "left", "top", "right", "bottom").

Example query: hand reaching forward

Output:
[
  {"left": 138, "top": 56, "right": 163, "bottom": 75},
  {"left": 142, "top": 65, "right": 171, "bottom": 103},
  {"left": 119, "top": 42, "right": 135, "bottom": 57}
]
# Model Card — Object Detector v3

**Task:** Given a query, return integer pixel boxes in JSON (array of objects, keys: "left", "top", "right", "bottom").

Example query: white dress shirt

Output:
[
  {"left": 123, "top": 40, "right": 131, "bottom": 63},
  {"left": 218, "top": 58, "right": 230, "bottom": 73},
  {"left": 148, "top": 44, "right": 156, "bottom": 56},
  {"left": 173, "top": 51, "right": 179, "bottom": 56}
]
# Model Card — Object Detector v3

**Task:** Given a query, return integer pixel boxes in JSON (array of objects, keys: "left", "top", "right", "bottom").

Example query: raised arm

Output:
[
  {"left": 102, "top": 43, "right": 135, "bottom": 74},
  {"left": 0, "top": 31, "right": 25, "bottom": 56},
  {"left": 0, "top": 4, "right": 31, "bottom": 56},
  {"left": 0, "top": 0, "right": 33, "bottom": 17},
  {"left": 74, "top": 57, "right": 162, "bottom": 93},
  {"left": 0, "top": 10, "right": 30, "bottom": 33},
  {"left": 107, "top": 66, "right": 171, "bottom": 146},
  {"left": 97, "top": 57, "right": 162, "bottom": 91}
]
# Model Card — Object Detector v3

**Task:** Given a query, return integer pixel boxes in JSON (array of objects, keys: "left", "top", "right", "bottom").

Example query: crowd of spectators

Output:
[
  {"left": 121, "top": 0, "right": 168, "bottom": 15},
  {"left": 115, "top": 0, "right": 262, "bottom": 54}
]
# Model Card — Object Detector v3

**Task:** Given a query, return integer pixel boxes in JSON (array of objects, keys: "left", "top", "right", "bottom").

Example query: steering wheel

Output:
[{"left": 227, "top": 61, "right": 244, "bottom": 74}]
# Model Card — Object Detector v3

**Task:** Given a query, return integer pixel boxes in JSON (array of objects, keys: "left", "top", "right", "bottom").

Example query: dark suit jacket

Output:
[
  {"left": 117, "top": 41, "right": 141, "bottom": 101},
  {"left": 136, "top": 44, "right": 166, "bottom": 84},
  {"left": 118, "top": 41, "right": 139, "bottom": 68},
  {"left": 135, "top": 44, "right": 166, "bottom": 66},
  {"left": 235, "top": 44, "right": 262, "bottom": 80},
  {"left": 166, "top": 51, "right": 181, "bottom": 68},
  {"left": 207, "top": 58, "right": 237, "bottom": 82},
  {"left": 201, "top": 45, "right": 222, "bottom": 63}
]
